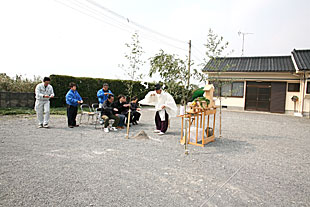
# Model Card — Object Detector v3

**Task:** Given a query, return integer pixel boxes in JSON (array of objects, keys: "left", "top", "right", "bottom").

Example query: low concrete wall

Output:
[{"left": 0, "top": 92, "right": 35, "bottom": 108}]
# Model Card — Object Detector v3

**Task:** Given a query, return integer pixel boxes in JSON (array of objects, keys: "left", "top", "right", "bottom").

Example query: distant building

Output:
[{"left": 203, "top": 49, "right": 310, "bottom": 115}]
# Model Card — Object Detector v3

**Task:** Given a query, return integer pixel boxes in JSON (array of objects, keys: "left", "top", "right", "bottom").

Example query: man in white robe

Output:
[{"left": 139, "top": 84, "right": 177, "bottom": 135}]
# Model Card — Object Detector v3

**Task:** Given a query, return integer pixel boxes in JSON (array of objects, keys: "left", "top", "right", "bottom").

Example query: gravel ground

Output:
[{"left": 0, "top": 108, "right": 310, "bottom": 207}]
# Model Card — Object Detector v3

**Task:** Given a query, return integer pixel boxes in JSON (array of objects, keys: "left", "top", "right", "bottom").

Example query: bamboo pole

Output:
[
  {"left": 181, "top": 116, "right": 184, "bottom": 141},
  {"left": 202, "top": 110, "right": 206, "bottom": 145},
  {"left": 213, "top": 112, "right": 216, "bottom": 136},
  {"left": 184, "top": 40, "right": 191, "bottom": 155},
  {"left": 219, "top": 86, "right": 222, "bottom": 138},
  {"left": 126, "top": 109, "right": 131, "bottom": 139},
  {"left": 196, "top": 113, "right": 199, "bottom": 144},
  {"left": 219, "top": 97, "right": 222, "bottom": 138}
]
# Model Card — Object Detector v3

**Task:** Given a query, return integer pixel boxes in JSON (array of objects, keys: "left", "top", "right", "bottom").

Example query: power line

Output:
[
  {"left": 68, "top": 0, "right": 136, "bottom": 33},
  {"left": 139, "top": 33, "right": 188, "bottom": 52},
  {"left": 73, "top": 0, "right": 188, "bottom": 52},
  {"left": 192, "top": 44, "right": 205, "bottom": 57},
  {"left": 85, "top": 0, "right": 187, "bottom": 45},
  {"left": 191, "top": 44, "right": 206, "bottom": 63},
  {"left": 55, "top": 0, "right": 188, "bottom": 53},
  {"left": 192, "top": 53, "right": 203, "bottom": 63},
  {"left": 55, "top": 0, "right": 133, "bottom": 33}
]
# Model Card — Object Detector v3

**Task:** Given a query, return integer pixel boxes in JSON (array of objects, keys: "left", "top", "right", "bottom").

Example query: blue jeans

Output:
[{"left": 117, "top": 114, "right": 126, "bottom": 127}]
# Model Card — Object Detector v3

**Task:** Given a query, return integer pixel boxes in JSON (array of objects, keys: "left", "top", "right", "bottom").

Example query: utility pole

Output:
[
  {"left": 184, "top": 40, "right": 191, "bottom": 155},
  {"left": 238, "top": 31, "right": 253, "bottom": 56}
]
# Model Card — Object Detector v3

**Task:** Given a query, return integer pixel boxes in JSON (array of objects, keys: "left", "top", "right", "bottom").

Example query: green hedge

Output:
[{"left": 50, "top": 75, "right": 156, "bottom": 107}]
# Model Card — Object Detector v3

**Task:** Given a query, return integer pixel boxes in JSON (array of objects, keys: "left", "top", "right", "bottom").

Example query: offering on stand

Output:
[{"left": 178, "top": 83, "right": 217, "bottom": 147}]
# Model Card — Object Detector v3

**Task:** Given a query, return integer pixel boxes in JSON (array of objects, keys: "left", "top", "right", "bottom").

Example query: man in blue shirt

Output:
[
  {"left": 97, "top": 83, "right": 113, "bottom": 108},
  {"left": 66, "top": 82, "right": 83, "bottom": 128}
]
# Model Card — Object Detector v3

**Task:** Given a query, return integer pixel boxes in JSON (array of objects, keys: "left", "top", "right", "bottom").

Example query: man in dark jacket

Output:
[
  {"left": 130, "top": 96, "right": 141, "bottom": 125},
  {"left": 101, "top": 94, "right": 120, "bottom": 133},
  {"left": 112, "top": 95, "right": 130, "bottom": 129}
]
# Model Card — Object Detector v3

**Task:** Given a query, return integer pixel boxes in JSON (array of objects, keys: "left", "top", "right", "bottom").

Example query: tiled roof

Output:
[
  {"left": 292, "top": 49, "right": 310, "bottom": 70},
  {"left": 203, "top": 56, "right": 296, "bottom": 72}
]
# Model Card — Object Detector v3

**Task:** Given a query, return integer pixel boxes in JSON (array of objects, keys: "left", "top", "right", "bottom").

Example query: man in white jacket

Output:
[
  {"left": 139, "top": 84, "right": 177, "bottom": 135},
  {"left": 34, "top": 77, "right": 55, "bottom": 128}
]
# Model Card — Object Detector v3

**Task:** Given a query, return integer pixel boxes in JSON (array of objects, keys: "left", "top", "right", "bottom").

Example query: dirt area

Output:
[{"left": 1, "top": 108, "right": 310, "bottom": 207}]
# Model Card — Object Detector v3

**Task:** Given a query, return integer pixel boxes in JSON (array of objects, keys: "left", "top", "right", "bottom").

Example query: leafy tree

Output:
[
  {"left": 0, "top": 73, "right": 41, "bottom": 93},
  {"left": 149, "top": 49, "right": 196, "bottom": 105},
  {"left": 120, "top": 32, "right": 145, "bottom": 138},
  {"left": 194, "top": 28, "right": 233, "bottom": 137}
]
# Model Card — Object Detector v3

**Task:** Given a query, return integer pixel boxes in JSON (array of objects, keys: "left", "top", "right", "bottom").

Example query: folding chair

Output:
[
  {"left": 92, "top": 103, "right": 100, "bottom": 112},
  {"left": 79, "top": 104, "right": 96, "bottom": 124},
  {"left": 92, "top": 103, "right": 102, "bottom": 129}
]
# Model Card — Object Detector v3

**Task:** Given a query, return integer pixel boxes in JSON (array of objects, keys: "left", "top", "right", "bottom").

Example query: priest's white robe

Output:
[{"left": 139, "top": 90, "right": 177, "bottom": 121}]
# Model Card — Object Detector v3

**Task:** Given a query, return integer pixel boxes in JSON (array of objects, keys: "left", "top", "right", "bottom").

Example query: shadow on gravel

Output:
[
  {"left": 236, "top": 131, "right": 288, "bottom": 141},
  {"left": 190, "top": 137, "right": 254, "bottom": 155},
  {"left": 164, "top": 131, "right": 180, "bottom": 136}
]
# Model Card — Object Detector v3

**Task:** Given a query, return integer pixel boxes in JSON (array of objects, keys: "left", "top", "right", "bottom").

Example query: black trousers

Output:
[
  {"left": 155, "top": 111, "right": 169, "bottom": 133},
  {"left": 67, "top": 105, "right": 78, "bottom": 126},
  {"left": 123, "top": 112, "right": 133, "bottom": 123},
  {"left": 132, "top": 111, "right": 141, "bottom": 122}
]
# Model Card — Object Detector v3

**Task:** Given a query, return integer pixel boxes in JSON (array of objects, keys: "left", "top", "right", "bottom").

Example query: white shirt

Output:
[
  {"left": 35, "top": 83, "right": 55, "bottom": 101},
  {"left": 139, "top": 90, "right": 178, "bottom": 120}
]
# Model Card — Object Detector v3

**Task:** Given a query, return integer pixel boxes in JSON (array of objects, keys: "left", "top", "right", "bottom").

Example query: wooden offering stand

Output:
[{"left": 178, "top": 106, "right": 216, "bottom": 147}]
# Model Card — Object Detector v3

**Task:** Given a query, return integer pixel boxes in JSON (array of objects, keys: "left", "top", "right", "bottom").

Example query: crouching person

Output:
[
  {"left": 102, "top": 94, "right": 120, "bottom": 133},
  {"left": 66, "top": 82, "right": 83, "bottom": 128},
  {"left": 130, "top": 96, "right": 141, "bottom": 125},
  {"left": 113, "top": 95, "right": 130, "bottom": 129}
]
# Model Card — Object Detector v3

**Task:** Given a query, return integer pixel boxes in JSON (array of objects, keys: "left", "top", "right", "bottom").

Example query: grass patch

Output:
[
  {"left": 50, "top": 107, "right": 67, "bottom": 115},
  {"left": 0, "top": 107, "right": 67, "bottom": 115}
]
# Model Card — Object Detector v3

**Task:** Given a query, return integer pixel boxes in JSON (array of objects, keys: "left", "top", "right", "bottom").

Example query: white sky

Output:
[{"left": 0, "top": 0, "right": 310, "bottom": 82}]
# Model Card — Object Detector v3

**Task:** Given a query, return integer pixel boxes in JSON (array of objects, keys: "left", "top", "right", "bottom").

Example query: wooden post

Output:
[
  {"left": 184, "top": 40, "right": 191, "bottom": 155},
  {"left": 301, "top": 72, "right": 306, "bottom": 116},
  {"left": 188, "top": 114, "right": 191, "bottom": 144},
  {"left": 213, "top": 112, "right": 216, "bottom": 136},
  {"left": 219, "top": 93, "right": 222, "bottom": 138},
  {"left": 196, "top": 113, "right": 199, "bottom": 144},
  {"left": 200, "top": 112, "right": 203, "bottom": 128},
  {"left": 207, "top": 113, "right": 210, "bottom": 138},
  {"left": 202, "top": 110, "right": 206, "bottom": 145},
  {"left": 126, "top": 109, "right": 131, "bottom": 139},
  {"left": 181, "top": 116, "right": 184, "bottom": 142}
]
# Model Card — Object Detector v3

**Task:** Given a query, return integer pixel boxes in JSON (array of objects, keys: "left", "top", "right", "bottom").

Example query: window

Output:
[
  {"left": 307, "top": 81, "right": 310, "bottom": 94},
  {"left": 215, "top": 82, "right": 244, "bottom": 97},
  {"left": 213, "top": 84, "right": 220, "bottom": 97},
  {"left": 288, "top": 83, "right": 300, "bottom": 92},
  {"left": 232, "top": 82, "right": 244, "bottom": 97},
  {"left": 221, "top": 83, "right": 231, "bottom": 97}
]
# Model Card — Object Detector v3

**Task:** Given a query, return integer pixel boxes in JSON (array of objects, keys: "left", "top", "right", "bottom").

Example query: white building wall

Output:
[
  {"left": 285, "top": 91, "right": 301, "bottom": 112},
  {"left": 304, "top": 79, "right": 310, "bottom": 115},
  {"left": 304, "top": 98, "right": 310, "bottom": 116},
  {"left": 285, "top": 81, "right": 302, "bottom": 113},
  {"left": 207, "top": 72, "right": 310, "bottom": 115},
  {"left": 214, "top": 97, "right": 244, "bottom": 109}
]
